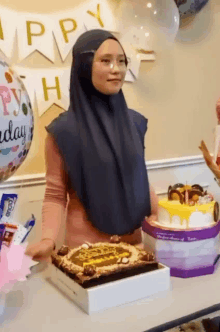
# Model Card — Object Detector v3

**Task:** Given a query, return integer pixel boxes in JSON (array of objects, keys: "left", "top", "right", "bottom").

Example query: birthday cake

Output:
[
  {"left": 51, "top": 236, "right": 158, "bottom": 288},
  {"left": 156, "top": 183, "right": 219, "bottom": 229},
  {"left": 142, "top": 183, "right": 220, "bottom": 278}
]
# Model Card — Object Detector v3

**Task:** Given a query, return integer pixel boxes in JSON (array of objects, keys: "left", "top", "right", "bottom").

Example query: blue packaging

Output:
[{"left": 0, "top": 194, "right": 18, "bottom": 223}]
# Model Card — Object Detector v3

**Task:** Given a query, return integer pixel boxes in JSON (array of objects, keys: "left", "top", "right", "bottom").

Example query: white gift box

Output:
[{"left": 50, "top": 263, "right": 170, "bottom": 315}]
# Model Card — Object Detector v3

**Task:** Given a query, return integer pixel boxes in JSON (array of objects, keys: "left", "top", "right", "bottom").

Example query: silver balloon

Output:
[{"left": 116, "top": 0, "right": 180, "bottom": 53}]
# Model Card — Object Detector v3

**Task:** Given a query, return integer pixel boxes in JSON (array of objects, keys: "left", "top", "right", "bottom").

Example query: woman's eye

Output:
[
  {"left": 120, "top": 59, "right": 126, "bottom": 63},
  {"left": 101, "top": 59, "right": 110, "bottom": 63}
]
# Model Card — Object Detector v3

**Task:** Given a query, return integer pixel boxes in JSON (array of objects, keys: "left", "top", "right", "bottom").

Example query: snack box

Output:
[{"left": 50, "top": 262, "right": 170, "bottom": 315}]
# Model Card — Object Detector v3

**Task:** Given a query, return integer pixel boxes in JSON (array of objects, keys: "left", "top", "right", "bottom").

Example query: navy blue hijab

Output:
[{"left": 46, "top": 29, "right": 151, "bottom": 235}]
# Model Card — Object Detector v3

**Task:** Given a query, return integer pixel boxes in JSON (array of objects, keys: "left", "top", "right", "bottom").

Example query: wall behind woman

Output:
[{"left": 1, "top": 0, "right": 219, "bottom": 176}]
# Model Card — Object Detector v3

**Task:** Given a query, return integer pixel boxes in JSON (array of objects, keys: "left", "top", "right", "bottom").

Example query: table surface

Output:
[{"left": 1, "top": 262, "right": 220, "bottom": 332}]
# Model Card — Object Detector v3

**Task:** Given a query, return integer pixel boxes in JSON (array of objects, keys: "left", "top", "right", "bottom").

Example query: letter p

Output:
[
  {"left": 0, "top": 86, "right": 11, "bottom": 116},
  {"left": 26, "top": 21, "right": 45, "bottom": 46}
]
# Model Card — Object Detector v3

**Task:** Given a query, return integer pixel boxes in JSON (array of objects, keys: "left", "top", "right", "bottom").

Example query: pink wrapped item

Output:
[{"left": 0, "top": 242, "right": 34, "bottom": 293}]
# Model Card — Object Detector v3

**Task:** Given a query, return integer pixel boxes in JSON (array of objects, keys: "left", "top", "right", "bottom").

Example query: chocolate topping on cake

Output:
[
  {"left": 110, "top": 235, "right": 121, "bottom": 244},
  {"left": 83, "top": 265, "right": 96, "bottom": 276},
  {"left": 117, "top": 257, "right": 122, "bottom": 264},
  {"left": 141, "top": 252, "right": 155, "bottom": 262},
  {"left": 214, "top": 202, "right": 219, "bottom": 222},
  {"left": 51, "top": 254, "right": 62, "bottom": 267},
  {"left": 172, "top": 183, "right": 184, "bottom": 190},
  {"left": 57, "top": 245, "right": 69, "bottom": 256},
  {"left": 192, "top": 184, "right": 204, "bottom": 193},
  {"left": 168, "top": 183, "right": 210, "bottom": 205},
  {"left": 168, "top": 189, "right": 184, "bottom": 204},
  {"left": 168, "top": 185, "right": 172, "bottom": 195},
  {"left": 188, "top": 189, "right": 203, "bottom": 201}
]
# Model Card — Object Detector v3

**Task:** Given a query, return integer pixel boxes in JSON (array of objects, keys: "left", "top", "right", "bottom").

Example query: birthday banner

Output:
[
  {"left": 0, "top": 0, "right": 118, "bottom": 62},
  {"left": 13, "top": 66, "right": 136, "bottom": 116},
  {"left": 0, "top": 1, "right": 156, "bottom": 116}
]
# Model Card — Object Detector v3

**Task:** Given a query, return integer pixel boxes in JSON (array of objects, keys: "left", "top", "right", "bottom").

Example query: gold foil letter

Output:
[
  {"left": 42, "top": 77, "right": 61, "bottom": 101},
  {"left": 26, "top": 21, "right": 45, "bottom": 46},
  {"left": 0, "top": 19, "right": 4, "bottom": 40},
  {"left": 59, "top": 19, "right": 77, "bottom": 43},
  {"left": 87, "top": 4, "right": 104, "bottom": 28}
]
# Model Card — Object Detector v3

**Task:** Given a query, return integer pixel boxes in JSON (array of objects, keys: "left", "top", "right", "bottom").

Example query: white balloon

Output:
[{"left": 116, "top": 0, "right": 180, "bottom": 52}]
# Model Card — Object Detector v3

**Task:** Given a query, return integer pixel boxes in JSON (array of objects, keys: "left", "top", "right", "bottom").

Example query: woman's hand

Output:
[
  {"left": 149, "top": 185, "right": 158, "bottom": 221},
  {"left": 146, "top": 213, "right": 158, "bottom": 223},
  {"left": 25, "top": 239, "right": 55, "bottom": 263}
]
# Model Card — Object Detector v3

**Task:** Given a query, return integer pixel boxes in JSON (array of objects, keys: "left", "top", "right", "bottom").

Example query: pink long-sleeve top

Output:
[{"left": 42, "top": 134, "right": 142, "bottom": 248}]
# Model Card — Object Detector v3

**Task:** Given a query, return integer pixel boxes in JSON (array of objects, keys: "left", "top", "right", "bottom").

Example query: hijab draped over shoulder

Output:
[{"left": 46, "top": 29, "right": 151, "bottom": 235}]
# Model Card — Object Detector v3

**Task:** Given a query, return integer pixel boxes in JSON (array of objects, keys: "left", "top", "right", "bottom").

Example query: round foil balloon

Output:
[
  {"left": 0, "top": 61, "right": 34, "bottom": 183},
  {"left": 116, "top": 0, "right": 180, "bottom": 53},
  {"left": 175, "top": 0, "right": 209, "bottom": 19}
]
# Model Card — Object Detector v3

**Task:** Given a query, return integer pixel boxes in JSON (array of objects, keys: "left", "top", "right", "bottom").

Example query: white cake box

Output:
[{"left": 50, "top": 262, "right": 170, "bottom": 315}]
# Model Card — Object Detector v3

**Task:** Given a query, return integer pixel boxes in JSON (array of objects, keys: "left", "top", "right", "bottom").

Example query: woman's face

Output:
[{"left": 92, "top": 39, "right": 127, "bottom": 95}]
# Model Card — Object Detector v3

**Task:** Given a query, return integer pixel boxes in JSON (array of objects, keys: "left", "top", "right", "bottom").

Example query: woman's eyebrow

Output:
[{"left": 100, "top": 53, "right": 125, "bottom": 57}]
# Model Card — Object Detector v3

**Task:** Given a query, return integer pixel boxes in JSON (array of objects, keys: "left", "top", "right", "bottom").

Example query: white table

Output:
[{"left": 1, "top": 263, "right": 220, "bottom": 332}]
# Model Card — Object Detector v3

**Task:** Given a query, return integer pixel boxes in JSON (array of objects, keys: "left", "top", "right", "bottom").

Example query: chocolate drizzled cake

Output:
[{"left": 51, "top": 237, "right": 158, "bottom": 288}]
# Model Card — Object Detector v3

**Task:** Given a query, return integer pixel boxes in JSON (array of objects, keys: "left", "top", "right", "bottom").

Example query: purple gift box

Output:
[{"left": 142, "top": 220, "right": 220, "bottom": 278}]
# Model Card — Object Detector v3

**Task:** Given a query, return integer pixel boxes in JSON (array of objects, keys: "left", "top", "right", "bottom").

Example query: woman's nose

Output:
[{"left": 109, "top": 62, "right": 120, "bottom": 72}]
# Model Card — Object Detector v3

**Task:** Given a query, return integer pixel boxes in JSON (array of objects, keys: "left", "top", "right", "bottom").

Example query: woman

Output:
[{"left": 26, "top": 29, "right": 158, "bottom": 262}]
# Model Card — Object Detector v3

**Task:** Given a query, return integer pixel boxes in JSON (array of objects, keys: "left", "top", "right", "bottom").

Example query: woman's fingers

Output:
[
  {"left": 147, "top": 214, "right": 157, "bottom": 222},
  {"left": 25, "top": 244, "right": 40, "bottom": 257},
  {"left": 25, "top": 241, "right": 54, "bottom": 261},
  {"left": 32, "top": 254, "right": 52, "bottom": 263}
]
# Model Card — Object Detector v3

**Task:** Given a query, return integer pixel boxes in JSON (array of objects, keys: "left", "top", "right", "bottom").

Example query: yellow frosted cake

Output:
[{"left": 156, "top": 184, "right": 219, "bottom": 229}]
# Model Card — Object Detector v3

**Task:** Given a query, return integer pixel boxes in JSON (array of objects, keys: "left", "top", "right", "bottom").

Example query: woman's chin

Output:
[{"left": 106, "top": 87, "right": 121, "bottom": 95}]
